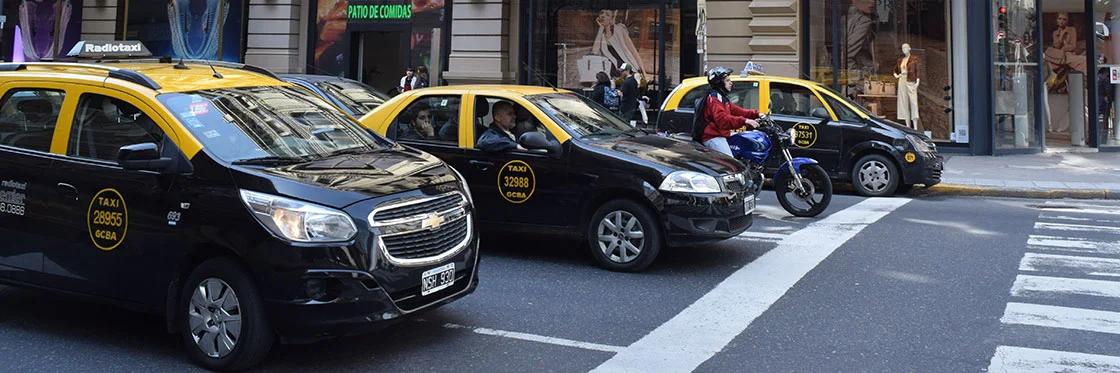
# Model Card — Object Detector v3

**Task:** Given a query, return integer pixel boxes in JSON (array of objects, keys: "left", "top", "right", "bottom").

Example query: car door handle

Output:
[
  {"left": 57, "top": 183, "right": 78, "bottom": 201},
  {"left": 469, "top": 160, "right": 495, "bottom": 171}
]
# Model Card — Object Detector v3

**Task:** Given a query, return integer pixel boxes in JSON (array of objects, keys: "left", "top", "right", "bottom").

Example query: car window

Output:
[
  {"left": 0, "top": 88, "right": 64, "bottom": 152},
  {"left": 314, "top": 79, "right": 389, "bottom": 114},
  {"left": 157, "top": 85, "right": 390, "bottom": 163},
  {"left": 728, "top": 81, "right": 761, "bottom": 109},
  {"left": 474, "top": 96, "right": 556, "bottom": 152},
  {"left": 388, "top": 95, "right": 460, "bottom": 145},
  {"left": 821, "top": 93, "right": 862, "bottom": 122},
  {"left": 68, "top": 94, "right": 166, "bottom": 161},
  {"left": 678, "top": 87, "right": 708, "bottom": 110},
  {"left": 769, "top": 83, "right": 827, "bottom": 118},
  {"left": 526, "top": 93, "right": 633, "bottom": 139}
]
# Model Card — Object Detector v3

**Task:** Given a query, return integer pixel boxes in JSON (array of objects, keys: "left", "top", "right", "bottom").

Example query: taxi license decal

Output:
[
  {"left": 793, "top": 122, "right": 818, "bottom": 148},
  {"left": 497, "top": 160, "right": 535, "bottom": 204},
  {"left": 87, "top": 188, "right": 128, "bottom": 251}
]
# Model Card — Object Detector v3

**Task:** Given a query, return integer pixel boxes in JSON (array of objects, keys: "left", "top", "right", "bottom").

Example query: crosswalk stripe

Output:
[
  {"left": 988, "top": 346, "right": 1120, "bottom": 373},
  {"left": 1001, "top": 302, "right": 1120, "bottom": 335},
  {"left": 1039, "top": 214, "right": 1120, "bottom": 225},
  {"left": 1028, "top": 235, "right": 1120, "bottom": 255},
  {"left": 1019, "top": 253, "right": 1120, "bottom": 277},
  {"left": 1035, "top": 222, "right": 1120, "bottom": 235},
  {"left": 1044, "top": 200, "right": 1120, "bottom": 208},
  {"left": 1011, "top": 274, "right": 1120, "bottom": 299},
  {"left": 1036, "top": 206, "right": 1120, "bottom": 217}
]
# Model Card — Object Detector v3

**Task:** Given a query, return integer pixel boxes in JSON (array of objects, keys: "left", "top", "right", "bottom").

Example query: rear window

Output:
[
  {"left": 0, "top": 89, "right": 64, "bottom": 152},
  {"left": 313, "top": 80, "right": 389, "bottom": 114}
]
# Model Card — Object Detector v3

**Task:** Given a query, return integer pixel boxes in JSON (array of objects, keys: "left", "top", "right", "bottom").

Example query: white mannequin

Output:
[{"left": 894, "top": 43, "right": 921, "bottom": 130}]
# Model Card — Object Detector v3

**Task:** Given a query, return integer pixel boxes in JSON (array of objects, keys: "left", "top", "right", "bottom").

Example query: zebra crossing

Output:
[{"left": 988, "top": 200, "right": 1120, "bottom": 373}]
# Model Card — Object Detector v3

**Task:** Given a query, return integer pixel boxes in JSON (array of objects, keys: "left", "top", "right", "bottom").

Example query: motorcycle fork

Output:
[{"left": 782, "top": 147, "right": 807, "bottom": 193}]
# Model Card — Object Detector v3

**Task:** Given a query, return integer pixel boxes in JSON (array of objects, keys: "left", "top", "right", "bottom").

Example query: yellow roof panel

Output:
[{"left": 1, "top": 62, "right": 287, "bottom": 93}]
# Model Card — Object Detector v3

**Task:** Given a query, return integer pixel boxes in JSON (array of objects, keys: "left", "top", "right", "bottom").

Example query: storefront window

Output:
[
  {"left": 994, "top": 0, "right": 1040, "bottom": 149},
  {"left": 807, "top": 0, "right": 954, "bottom": 142},
  {"left": 1042, "top": 3, "right": 1090, "bottom": 148},
  {"left": 1, "top": 0, "right": 83, "bottom": 62},
  {"left": 554, "top": 6, "right": 680, "bottom": 93},
  {"left": 123, "top": 0, "right": 248, "bottom": 62},
  {"left": 1096, "top": 0, "right": 1120, "bottom": 146}
]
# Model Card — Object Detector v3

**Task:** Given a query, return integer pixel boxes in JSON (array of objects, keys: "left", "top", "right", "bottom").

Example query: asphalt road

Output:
[{"left": 1, "top": 194, "right": 1118, "bottom": 372}]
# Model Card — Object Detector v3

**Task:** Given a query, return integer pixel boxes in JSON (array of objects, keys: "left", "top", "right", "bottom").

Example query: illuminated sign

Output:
[{"left": 348, "top": 1, "right": 412, "bottom": 22}]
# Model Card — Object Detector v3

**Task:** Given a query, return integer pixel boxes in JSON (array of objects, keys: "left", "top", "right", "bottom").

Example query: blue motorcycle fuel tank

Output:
[{"left": 728, "top": 131, "right": 771, "bottom": 164}]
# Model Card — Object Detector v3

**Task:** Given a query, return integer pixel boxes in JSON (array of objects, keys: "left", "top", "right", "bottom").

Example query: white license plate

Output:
[
  {"left": 744, "top": 195, "right": 756, "bottom": 215},
  {"left": 421, "top": 263, "right": 456, "bottom": 296}
]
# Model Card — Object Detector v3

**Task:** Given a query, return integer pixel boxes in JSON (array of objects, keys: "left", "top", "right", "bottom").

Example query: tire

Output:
[
  {"left": 586, "top": 199, "right": 663, "bottom": 272},
  {"left": 180, "top": 257, "right": 274, "bottom": 371},
  {"left": 774, "top": 164, "right": 832, "bottom": 217},
  {"left": 852, "top": 154, "right": 900, "bottom": 197}
]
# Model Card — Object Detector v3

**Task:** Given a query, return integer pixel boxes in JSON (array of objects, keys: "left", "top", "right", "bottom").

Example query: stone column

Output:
[
  {"left": 244, "top": 0, "right": 304, "bottom": 73},
  {"left": 81, "top": 0, "right": 118, "bottom": 41},
  {"left": 443, "top": 0, "right": 517, "bottom": 84},
  {"left": 705, "top": 0, "right": 799, "bottom": 77}
]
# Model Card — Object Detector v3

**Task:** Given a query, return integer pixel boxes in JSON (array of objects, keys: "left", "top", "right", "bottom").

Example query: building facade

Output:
[{"left": 1, "top": 0, "right": 1117, "bottom": 155}]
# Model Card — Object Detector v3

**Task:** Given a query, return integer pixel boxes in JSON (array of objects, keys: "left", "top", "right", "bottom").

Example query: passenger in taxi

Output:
[
  {"left": 398, "top": 102, "right": 436, "bottom": 140},
  {"left": 477, "top": 101, "right": 525, "bottom": 152}
]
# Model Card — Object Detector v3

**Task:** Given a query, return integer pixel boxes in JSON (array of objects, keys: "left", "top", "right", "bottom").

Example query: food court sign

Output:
[{"left": 347, "top": 0, "right": 412, "bottom": 24}]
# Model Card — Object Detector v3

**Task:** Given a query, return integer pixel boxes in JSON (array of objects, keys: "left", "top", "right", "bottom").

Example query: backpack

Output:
[
  {"left": 603, "top": 85, "right": 621, "bottom": 109},
  {"left": 690, "top": 91, "right": 714, "bottom": 142}
]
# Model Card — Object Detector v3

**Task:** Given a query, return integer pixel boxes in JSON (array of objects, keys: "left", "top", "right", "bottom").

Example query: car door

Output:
[
  {"left": 40, "top": 88, "right": 184, "bottom": 301},
  {"left": 816, "top": 89, "right": 872, "bottom": 172},
  {"left": 0, "top": 85, "right": 69, "bottom": 282},
  {"left": 764, "top": 81, "right": 843, "bottom": 173},
  {"left": 382, "top": 93, "right": 470, "bottom": 180},
  {"left": 458, "top": 94, "right": 576, "bottom": 228}
]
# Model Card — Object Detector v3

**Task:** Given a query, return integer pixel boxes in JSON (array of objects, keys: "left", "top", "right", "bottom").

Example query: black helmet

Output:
[{"left": 707, "top": 66, "right": 734, "bottom": 93}]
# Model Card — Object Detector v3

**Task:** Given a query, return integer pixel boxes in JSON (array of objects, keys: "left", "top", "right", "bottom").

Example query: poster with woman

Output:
[
  {"left": 1043, "top": 12, "right": 1088, "bottom": 94},
  {"left": 556, "top": 7, "right": 679, "bottom": 90},
  {"left": 6, "top": 0, "right": 83, "bottom": 62},
  {"left": 124, "top": 0, "right": 246, "bottom": 62}
]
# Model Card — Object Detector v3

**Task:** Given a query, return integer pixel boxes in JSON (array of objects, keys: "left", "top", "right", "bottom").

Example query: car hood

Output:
[
  {"left": 869, "top": 116, "right": 925, "bottom": 137},
  {"left": 584, "top": 133, "right": 744, "bottom": 176},
  {"left": 235, "top": 146, "right": 457, "bottom": 209}
]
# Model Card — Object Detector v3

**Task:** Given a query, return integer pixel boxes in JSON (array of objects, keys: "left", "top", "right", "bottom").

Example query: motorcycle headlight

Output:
[
  {"left": 906, "top": 134, "right": 932, "bottom": 153},
  {"left": 240, "top": 190, "right": 357, "bottom": 243},
  {"left": 659, "top": 171, "right": 722, "bottom": 194},
  {"left": 447, "top": 164, "right": 474, "bottom": 205}
]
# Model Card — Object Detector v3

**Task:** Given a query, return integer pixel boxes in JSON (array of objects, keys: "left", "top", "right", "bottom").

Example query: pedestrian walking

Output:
[{"left": 591, "top": 71, "right": 621, "bottom": 113}]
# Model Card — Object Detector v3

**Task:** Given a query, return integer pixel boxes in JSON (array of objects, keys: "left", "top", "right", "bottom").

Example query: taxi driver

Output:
[{"left": 477, "top": 101, "right": 525, "bottom": 152}]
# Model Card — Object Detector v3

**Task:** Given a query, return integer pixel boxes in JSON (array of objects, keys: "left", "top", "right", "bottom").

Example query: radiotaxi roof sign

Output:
[{"left": 66, "top": 40, "right": 153, "bottom": 59}]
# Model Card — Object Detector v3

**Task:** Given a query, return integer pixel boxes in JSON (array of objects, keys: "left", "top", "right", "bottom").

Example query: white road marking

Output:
[
  {"left": 440, "top": 323, "right": 624, "bottom": 353},
  {"left": 988, "top": 346, "right": 1120, "bottom": 373},
  {"left": 1035, "top": 222, "right": 1120, "bottom": 235},
  {"left": 591, "top": 198, "right": 910, "bottom": 373},
  {"left": 1028, "top": 235, "right": 1120, "bottom": 255},
  {"left": 730, "top": 231, "right": 787, "bottom": 243},
  {"left": 1019, "top": 253, "right": 1120, "bottom": 277},
  {"left": 1037, "top": 202, "right": 1120, "bottom": 216},
  {"left": 1011, "top": 274, "right": 1120, "bottom": 299},
  {"left": 1039, "top": 214, "right": 1120, "bottom": 225},
  {"left": 1001, "top": 302, "right": 1120, "bottom": 335}
]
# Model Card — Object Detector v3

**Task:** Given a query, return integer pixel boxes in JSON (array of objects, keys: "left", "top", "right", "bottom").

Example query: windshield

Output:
[
  {"left": 314, "top": 79, "right": 389, "bottom": 114},
  {"left": 811, "top": 83, "right": 871, "bottom": 117},
  {"left": 158, "top": 85, "right": 392, "bottom": 163},
  {"left": 526, "top": 93, "right": 635, "bottom": 138}
]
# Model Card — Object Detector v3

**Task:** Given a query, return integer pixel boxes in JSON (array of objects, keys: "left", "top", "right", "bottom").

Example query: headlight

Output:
[
  {"left": 906, "top": 134, "right": 932, "bottom": 153},
  {"left": 659, "top": 171, "right": 722, "bottom": 193},
  {"left": 447, "top": 164, "right": 473, "bottom": 205},
  {"left": 240, "top": 190, "right": 357, "bottom": 243}
]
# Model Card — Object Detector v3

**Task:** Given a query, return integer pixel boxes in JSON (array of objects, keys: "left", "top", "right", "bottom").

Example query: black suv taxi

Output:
[{"left": 0, "top": 42, "right": 477, "bottom": 370}]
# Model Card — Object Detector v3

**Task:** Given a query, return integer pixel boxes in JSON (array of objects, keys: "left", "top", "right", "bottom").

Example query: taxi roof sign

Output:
[{"left": 67, "top": 40, "right": 152, "bottom": 59}]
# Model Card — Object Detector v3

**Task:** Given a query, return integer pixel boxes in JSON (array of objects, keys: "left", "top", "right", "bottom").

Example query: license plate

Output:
[
  {"left": 421, "top": 263, "right": 456, "bottom": 296},
  {"left": 744, "top": 195, "right": 756, "bottom": 215}
]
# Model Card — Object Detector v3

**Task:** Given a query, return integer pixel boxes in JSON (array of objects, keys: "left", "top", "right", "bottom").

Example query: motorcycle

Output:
[{"left": 728, "top": 115, "right": 832, "bottom": 217}]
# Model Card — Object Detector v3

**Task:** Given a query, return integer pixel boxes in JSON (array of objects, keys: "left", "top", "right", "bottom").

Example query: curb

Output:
[{"left": 910, "top": 183, "right": 1120, "bottom": 200}]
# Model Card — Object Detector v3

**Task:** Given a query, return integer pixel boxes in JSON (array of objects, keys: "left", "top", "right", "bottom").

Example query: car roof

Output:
[
  {"left": 279, "top": 73, "right": 354, "bottom": 83},
  {"left": 409, "top": 84, "right": 573, "bottom": 96},
  {"left": 678, "top": 74, "right": 823, "bottom": 89},
  {"left": 0, "top": 61, "right": 287, "bottom": 93}
]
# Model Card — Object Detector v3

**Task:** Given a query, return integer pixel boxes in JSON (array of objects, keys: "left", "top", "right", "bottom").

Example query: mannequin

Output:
[{"left": 894, "top": 43, "right": 921, "bottom": 130}]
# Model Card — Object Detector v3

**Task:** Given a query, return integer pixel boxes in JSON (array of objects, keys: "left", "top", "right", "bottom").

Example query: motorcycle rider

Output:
[{"left": 692, "top": 66, "right": 761, "bottom": 156}]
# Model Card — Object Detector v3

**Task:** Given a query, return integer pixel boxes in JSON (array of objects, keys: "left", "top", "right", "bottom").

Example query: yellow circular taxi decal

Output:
[
  {"left": 793, "top": 122, "right": 818, "bottom": 148},
  {"left": 904, "top": 152, "right": 917, "bottom": 163},
  {"left": 88, "top": 188, "right": 128, "bottom": 251},
  {"left": 497, "top": 160, "right": 536, "bottom": 203}
]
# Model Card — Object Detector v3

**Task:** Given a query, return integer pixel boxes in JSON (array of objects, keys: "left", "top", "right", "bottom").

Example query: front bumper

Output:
[
  {"left": 902, "top": 152, "right": 944, "bottom": 186},
  {"left": 661, "top": 190, "right": 754, "bottom": 246}
]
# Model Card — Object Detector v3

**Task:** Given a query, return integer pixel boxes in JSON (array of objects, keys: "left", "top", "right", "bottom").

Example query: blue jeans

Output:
[{"left": 704, "top": 137, "right": 732, "bottom": 156}]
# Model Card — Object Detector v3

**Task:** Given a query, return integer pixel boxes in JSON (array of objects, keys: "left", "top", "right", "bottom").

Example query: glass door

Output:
[
  {"left": 1041, "top": 1, "right": 1092, "bottom": 148},
  {"left": 1096, "top": 0, "right": 1120, "bottom": 147},
  {"left": 993, "top": 0, "right": 1042, "bottom": 150}
]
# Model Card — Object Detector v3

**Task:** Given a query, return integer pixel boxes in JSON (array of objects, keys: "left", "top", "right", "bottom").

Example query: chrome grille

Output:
[
  {"left": 369, "top": 192, "right": 471, "bottom": 266},
  {"left": 722, "top": 172, "right": 749, "bottom": 193}
]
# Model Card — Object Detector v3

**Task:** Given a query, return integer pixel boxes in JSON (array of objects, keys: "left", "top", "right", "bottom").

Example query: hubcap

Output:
[
  {"left": 188, "top": 278, "right": 242, "bottom": 359},
  {"left": 858, "top": 160, "right": 891, "bottom": 192},
  {"left": 597, "top": 211, "right": 645, "bottom": 264}
]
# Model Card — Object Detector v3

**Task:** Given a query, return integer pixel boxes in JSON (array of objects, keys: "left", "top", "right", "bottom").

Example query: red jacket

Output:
[{"left": 701, "top": 93, "right": 759, "bottom": 143}]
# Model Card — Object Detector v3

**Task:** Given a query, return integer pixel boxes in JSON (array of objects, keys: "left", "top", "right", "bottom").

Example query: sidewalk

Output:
[{"left": 916, "top": 151, "right": 1120, "bottom": 199}]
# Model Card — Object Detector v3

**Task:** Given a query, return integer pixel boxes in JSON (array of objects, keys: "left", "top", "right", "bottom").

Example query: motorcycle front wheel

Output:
[{"left": 774, "top": 164, "right": 832, "bottom": 217}]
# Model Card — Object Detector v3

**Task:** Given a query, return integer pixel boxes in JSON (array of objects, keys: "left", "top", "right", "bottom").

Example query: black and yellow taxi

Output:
[
  {"left": 0, "top": 41, "right": 478, "bottom": 370},
  {"left": 658, "top": 74, "right": 943, "bottom": 197},
  {"left": 359, "top": 85, "right": 755, "bottom": 272}
]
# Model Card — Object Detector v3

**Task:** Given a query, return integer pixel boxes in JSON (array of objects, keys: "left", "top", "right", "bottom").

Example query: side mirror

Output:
[
  {"left": 518, "top": 131, "right": 561, "bottom": 155},
  {"left": 118, "top": 143, "right": 174, "bottom": 172}
]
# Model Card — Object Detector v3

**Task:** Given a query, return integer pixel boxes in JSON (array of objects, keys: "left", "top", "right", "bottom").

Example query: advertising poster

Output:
[
  {"left": 124, "top": 0, "right": 246, "bottom": 62},
  {"left": 313, "top": 0, "right": 350, "bottom": 76},
  {"left": 555, "top": 8, "right": 680, "bottom": 90},
  {"left": 4, "top": 0, "right": 84, "bottom": 62}
]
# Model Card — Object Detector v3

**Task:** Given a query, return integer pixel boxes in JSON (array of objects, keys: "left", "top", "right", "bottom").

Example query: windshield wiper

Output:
[
  {"left": 319, "top": 146, "right": 377, "bottom": 159},
  {"left": 581, "top": 131, "right": 625, "bottom": 139},
  {"left": 231, "top": 155, "right": 312, "bottom": 166}
]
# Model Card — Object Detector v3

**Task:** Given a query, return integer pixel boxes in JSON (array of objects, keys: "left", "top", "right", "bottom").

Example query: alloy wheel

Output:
[
  {"left": 188, "top": 278, "right": 243, "bottom": 359},
  {"left": 597, "top": 211, "right": 645, "bottom": 264},
  {"left": 858, "top": 160, "right": 891, "bottom": 193}
]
